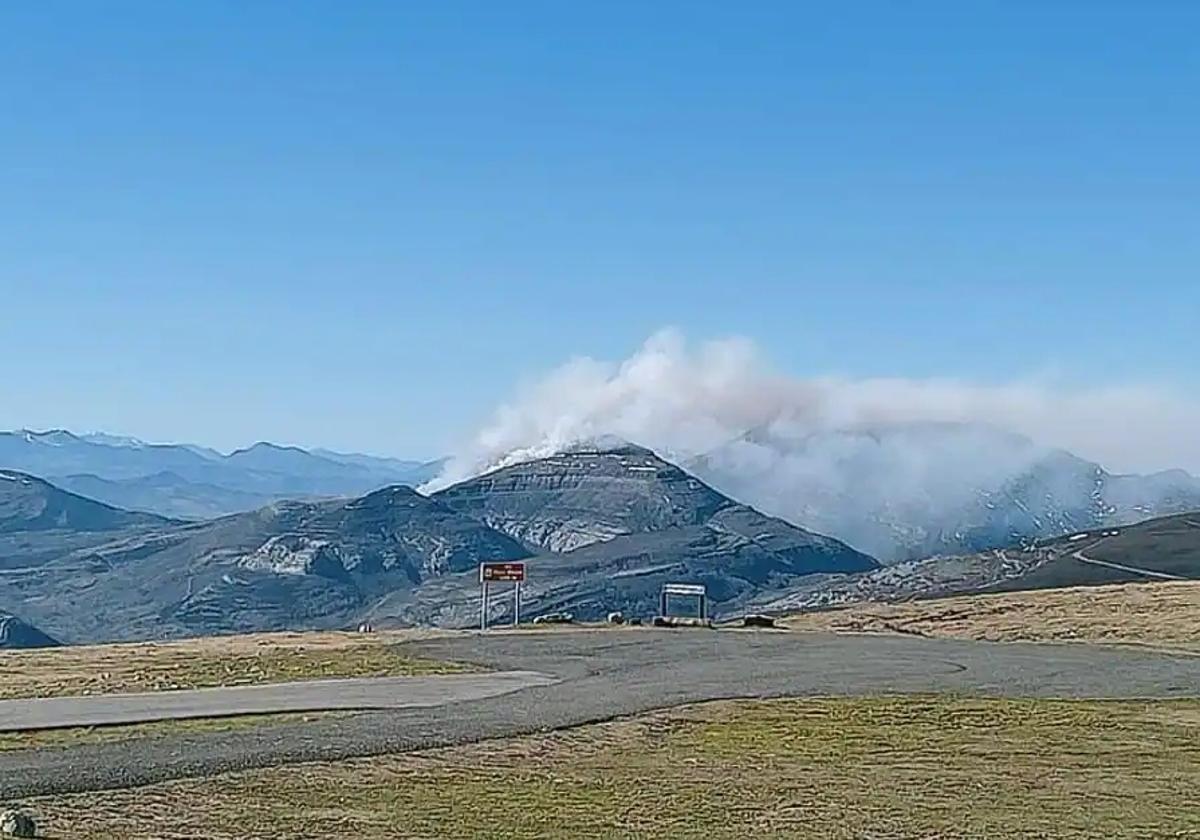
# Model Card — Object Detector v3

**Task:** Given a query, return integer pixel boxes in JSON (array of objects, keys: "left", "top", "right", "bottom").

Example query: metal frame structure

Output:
[{"left": 660, "top": 582, "right": 707, "bottom": 620}]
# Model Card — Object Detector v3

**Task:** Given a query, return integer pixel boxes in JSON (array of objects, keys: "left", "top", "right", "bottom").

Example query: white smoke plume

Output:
[{"left": 424, "top": 328, "right": 1200, "bottom": 494}]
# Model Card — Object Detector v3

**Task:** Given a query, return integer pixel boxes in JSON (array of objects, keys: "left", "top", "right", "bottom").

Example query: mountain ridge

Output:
[
  {"left": 0, "top": 429, "right": 442, "bottom": 520},
  {"left": 689, "top": 421, "right": 1200, "bottom": 563},
  {"left": 0, "top": 446, "right": 876, "bottom": 642},
  {"left": 0, "top": 469, "right": 171, "bottom": 535},
  {"left": 758, "top": 509, "right": 1200, "bottom": 615}
]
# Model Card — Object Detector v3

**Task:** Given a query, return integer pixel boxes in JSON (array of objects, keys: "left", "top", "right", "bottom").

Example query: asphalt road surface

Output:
[
  {"left": 0, "top": 672, "right": 556, "bottom": 732},
  {"left": 5, "top": 628, "right": 1200, "bottom": 798}
]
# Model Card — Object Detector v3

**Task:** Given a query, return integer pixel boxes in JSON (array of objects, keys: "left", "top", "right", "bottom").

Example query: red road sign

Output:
[{"left": 480, "top": 562, "right": 526, "bottom": 582}]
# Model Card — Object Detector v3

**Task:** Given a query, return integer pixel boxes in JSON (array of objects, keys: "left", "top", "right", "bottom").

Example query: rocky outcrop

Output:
[
  {"left": 376, "top": 444, "right": 879, "bottom": 626},
  {"left": 433, "top": 444, "right": 733, "bottom": 552},
  {"left": 0, "top": 611, "right": 60, "bottom": 649},
  {"left": 0, "top": 809, "right": 36, "bottom": 838}
]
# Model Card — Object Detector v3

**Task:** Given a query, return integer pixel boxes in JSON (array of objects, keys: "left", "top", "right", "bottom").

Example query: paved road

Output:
[
  {"left": 1073, "top": 547, "right": 1190, "bottom": 581},
  {"left": 0, "top": 671, "right": 556, "bottom": 732},
  {"left": 5, "top": 629, "right": 1200, "bottom": 798}
]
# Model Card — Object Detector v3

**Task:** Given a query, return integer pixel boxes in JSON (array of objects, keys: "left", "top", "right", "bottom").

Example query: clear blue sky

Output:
[{"left": 2, "top": 1, "right": 1196, "bottom": 457}]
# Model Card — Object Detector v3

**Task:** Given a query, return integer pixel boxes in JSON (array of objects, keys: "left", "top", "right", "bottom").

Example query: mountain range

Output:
[
  {"left": 689, "top": 422, "right": 1200, "bottom": 563},
  {"left": 0, "top": 429, "right": 443, "bottom": 520},
  {"left": 7, "top": 423, "right": 1197, "bottom": 565},
  {"left": 1, "top": 424, "right": 1197, "bottom": 647},
  {"left": 0, "top": 444, "right": 876, "bottom": 644}
]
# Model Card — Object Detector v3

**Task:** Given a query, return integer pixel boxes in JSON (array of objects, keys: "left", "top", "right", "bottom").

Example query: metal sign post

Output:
[{"left": 479, "top": 562, "right": 527, "bottom": 631}]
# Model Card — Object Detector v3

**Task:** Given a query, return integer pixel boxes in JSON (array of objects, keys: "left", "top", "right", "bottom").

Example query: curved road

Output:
[
  {"left": 1072, "top": 547, "right": 1190, "bottom": 581},
  {"left": 5, "top": 629, "right": 1200, "bottom": 798},
  {"left": 0, "top": 672, "right": 556, "bottom": 732}
]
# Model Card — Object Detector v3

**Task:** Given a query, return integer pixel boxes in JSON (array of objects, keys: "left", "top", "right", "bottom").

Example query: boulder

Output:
[
  {"left": 741, "top": 614, "right": 777, "bottom": 629},
  {"left": 652, "top": 616, "right": 712, "bottom": 629},
  {"left": 0, "top": 809, "right": 36, "bottom": 838},
  {"left": 531, "top": 612, "right": 574, "bottom": 625}
]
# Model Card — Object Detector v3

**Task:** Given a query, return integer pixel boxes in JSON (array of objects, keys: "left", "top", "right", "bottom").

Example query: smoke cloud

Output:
[{"left": 424, "top": 329, "right": 1200, "bottom": 493}]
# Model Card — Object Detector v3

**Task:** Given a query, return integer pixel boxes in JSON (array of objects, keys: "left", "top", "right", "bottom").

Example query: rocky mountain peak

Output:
[{"left": 433, "top": 445, "right": 734, "bottom": 552}]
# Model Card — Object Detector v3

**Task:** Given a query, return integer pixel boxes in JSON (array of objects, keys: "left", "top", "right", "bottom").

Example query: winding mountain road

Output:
[
  {"left": 5, "top": 629, "right": 1200, "bottom": 799},
  {"left": 1072, "top": 548, "right": 1190, "bottom": 581}
]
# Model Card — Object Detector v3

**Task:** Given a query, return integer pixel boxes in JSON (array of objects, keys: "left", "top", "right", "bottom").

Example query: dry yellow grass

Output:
[
  {"left": 0, "top": 629, "right": 468, "bottom": 700},
  {"left": 22, "top": 695, "right": 1200, "bottom": 839},
  {"left": 782, "top": 581, "right": 1200, "bottom": 653}
]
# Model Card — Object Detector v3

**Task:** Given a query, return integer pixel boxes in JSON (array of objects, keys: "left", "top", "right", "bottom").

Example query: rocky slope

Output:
[
  {"left": 0, "top": 610, "right": 60, "bottom": 649},
  {"left": 386, "top": 444, "right": 880, "bottom": 626},
  {"left": 0, "top": 485, "right": 530, "bottom": 642},
  {"left": 691, "top": 422, "right": 1200, "bottom": 563},
  {"left": 433, "top": 444, "right": 734, "bottom": 552},
  {"left": 758, "top": 511, "right": 1200, "bottom": 614},
  {"left": 0, "top": 445, "right": 877, "bottom": 642}
]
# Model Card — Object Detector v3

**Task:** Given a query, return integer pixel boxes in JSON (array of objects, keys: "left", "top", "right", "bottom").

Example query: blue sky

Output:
[{"left": 2, "top": 1, "right": 1197, "bottom": 457}]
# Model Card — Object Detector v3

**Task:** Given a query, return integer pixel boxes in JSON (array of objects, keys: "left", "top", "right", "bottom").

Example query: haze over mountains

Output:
[
  {"left": 0, "top": 429, "right": 443, "bottom": 520},
  {"left": 1, "top": 420, "right": 1197, "bottom": 647},
  {"left": 6, "top": 423, "right": 1197, "bottom": 567},
  {"left": 689, "top": 422, "right": 1200, "bottom": 563}
]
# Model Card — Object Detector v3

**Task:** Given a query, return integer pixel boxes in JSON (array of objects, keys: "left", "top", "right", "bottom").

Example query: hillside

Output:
[
  {"left": 691, "top": 422, "right": 1200, "bottom": 562},
  {"left": 52, "top": 472, "right": 279, "bottom": 521},
  {"left": 781, "top": 580, "right": 1200, "bottom": 653},
  {"left": 0, "top": 446, "right": 877, "bottom": 642},
  {"left": 760, "top": 511, "right": 1200, "bottom": 614},
  {"left": 0, "top": 610, "right": 60, "bottom": 649},
  {"left": 0, "top": 469, "right": 168, "bottom": 536},
  {"left": 0, "top": 484, "right": 530, "bottom": 642},
  {"left": 993, "top": 512, "right": 1200, "bottom": 591},
  {"left": 379, "top": 444, "right": 879, "bottom": 625},
  {"left": 433, "top": 444, "right": 735, "bottom": 551}
]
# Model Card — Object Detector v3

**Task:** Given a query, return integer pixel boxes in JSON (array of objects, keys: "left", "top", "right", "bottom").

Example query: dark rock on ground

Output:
[
  {"left": 0, "top": 611, "right": 60, "bottom": 650},
  {"left": 740, "top": 614, "right": 777, "bottom": 628},
  {"left": 652, "top": 616, "right": 712, "bottom": 628},
  {"left": 0, "top": 809, "right": 36, "bottom": 838}
]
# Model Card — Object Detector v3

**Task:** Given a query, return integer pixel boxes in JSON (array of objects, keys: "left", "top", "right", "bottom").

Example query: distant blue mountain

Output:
[{"left": 0, "top": 429, "right": 444, "bottom": 520}]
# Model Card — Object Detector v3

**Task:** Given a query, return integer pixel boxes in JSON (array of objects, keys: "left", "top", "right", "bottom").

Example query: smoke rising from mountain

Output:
[{"left": 424, "top": 329, "right": 1200, "bottom": 494}]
